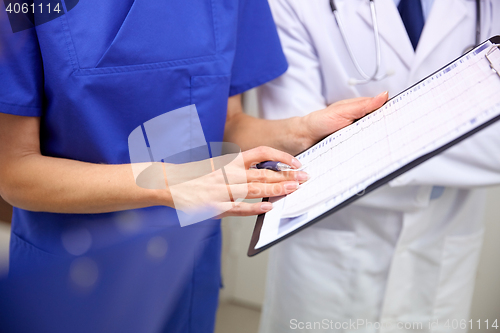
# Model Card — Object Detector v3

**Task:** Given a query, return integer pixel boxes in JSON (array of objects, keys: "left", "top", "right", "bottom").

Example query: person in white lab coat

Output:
[{"left": 258, "top": 0, "right": 500, "bottom": 332}]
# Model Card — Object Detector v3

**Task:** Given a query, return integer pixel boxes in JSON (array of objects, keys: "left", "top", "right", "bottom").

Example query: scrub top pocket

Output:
[{"left": 63, "top": 0, "right": 217, "bottom": 71}]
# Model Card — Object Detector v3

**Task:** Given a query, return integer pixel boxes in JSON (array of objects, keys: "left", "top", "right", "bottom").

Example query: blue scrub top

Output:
[{"left": 0, "top": 0, "right": 287, "bottom": 332}]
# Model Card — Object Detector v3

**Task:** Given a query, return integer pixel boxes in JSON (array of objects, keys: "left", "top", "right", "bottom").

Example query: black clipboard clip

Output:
[{"left": 485, "top": 44, "right": 500, "bottom": 79}]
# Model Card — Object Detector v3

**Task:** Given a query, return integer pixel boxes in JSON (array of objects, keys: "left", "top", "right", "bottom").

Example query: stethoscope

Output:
[{"left": 329, "top": 0, "right": 482, "bottom": 85}]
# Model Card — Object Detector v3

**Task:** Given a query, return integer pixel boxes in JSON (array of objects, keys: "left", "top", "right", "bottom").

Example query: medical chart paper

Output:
[{"left": 249, "top": 39, "right": 500, "bottom": 255}]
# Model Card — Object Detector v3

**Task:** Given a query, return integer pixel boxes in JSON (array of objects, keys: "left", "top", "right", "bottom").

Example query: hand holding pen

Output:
[
  {"left": 254, "top": 161, "right": 296, "bottom": 172},
  {"left": 251, "top": 160, "right": 309, "bottom": 195}
]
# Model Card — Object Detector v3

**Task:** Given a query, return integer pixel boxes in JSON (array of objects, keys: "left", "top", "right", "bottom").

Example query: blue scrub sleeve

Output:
[
  {"left": 229, "top": 0, "right": 288, "bottom": 96},
  {"left": 0, "top": 14, "right": 44, "bottom": 117}
]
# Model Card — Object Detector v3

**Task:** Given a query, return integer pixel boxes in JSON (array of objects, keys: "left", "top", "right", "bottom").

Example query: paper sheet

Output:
[{"left": 256, "top": 42, "right": 500, "bottom": 249}]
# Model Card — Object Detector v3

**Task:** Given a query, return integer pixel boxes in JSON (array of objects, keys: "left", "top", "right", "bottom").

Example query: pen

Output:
[{"left": 255, "top": 161, "right": 294, "bottom": 172}]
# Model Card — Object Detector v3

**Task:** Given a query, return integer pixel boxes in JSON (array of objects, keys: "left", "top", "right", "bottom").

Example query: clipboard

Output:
[{"left": 248, "top": 36, "right": 500, "bottom": 257}]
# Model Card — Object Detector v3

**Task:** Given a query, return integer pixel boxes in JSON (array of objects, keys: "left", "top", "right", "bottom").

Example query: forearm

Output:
[
  {"left": 224, "top": 93, "right": 387, "bottom": 156},
  {"left": 224, "top": 111, "right": 310, "bottom": 155},
  {"left": 0, "top": 113, "right": 305, "bottom": 218},
  {"left": 0, "top": 154, "right": 169, "bottom": 214}
]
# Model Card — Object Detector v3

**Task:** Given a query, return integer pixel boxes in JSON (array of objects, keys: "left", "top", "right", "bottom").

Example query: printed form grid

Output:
[{"left": 282, "top": 43, "right": 500, "bottom": 218}]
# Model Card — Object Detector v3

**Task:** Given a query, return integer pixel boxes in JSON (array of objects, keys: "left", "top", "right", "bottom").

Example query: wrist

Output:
[
  {"left": 148, "top": 187, "right": 174, "bottom": 208},
  {"left": 286, "top": 116, "right": 314, "bottom": 155}
]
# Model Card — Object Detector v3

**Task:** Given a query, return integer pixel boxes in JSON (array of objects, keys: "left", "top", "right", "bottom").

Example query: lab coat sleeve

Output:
[
  {"left": 0, "top": 13, "right": 44, "bottom": 117},
  {"left": 258, "top": 0, "right": 327, "bottom": 120},
  {"left": 390, "top": 121, "right": 500, "bottom": 188}
]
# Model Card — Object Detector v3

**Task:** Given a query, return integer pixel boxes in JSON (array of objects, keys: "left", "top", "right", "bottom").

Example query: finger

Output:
[
  {"left": 230, "top": 181, "right": 300, "bottom": 199},
  {"left": 330, "top": 97, "right": 371, "bottom": 106},
  {"left": 371, "top": 91, "right": 389, "bottom": 110},
  {"left": 351, "top": 91, "right": 388, "bottom": 117},
  {"left": 242, "top": 146, "right": 302, "bottom": 169},
  {"left": 245, "top": 169, "right": 310, "bottom": 184},
  {"left": 217, "top": 201, "right": 274, "bottom": 218},
  {"left": 333, "top": 91, "right": 388, "bottom": 121}
]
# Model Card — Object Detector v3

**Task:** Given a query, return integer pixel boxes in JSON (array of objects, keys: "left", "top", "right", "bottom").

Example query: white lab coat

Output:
[{"left": 258, "top": 1, "right": 500, "bottom": 332}]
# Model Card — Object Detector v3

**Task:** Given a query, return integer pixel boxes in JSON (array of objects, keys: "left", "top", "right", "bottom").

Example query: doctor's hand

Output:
[{"left": 300, "top": 92, "right": 388, "bottom": 151}]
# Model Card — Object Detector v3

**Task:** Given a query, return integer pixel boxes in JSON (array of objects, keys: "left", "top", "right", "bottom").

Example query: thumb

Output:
[
  {"left": 356, "top": 91, "right": 388, "bottom": 118},
  {"left": 331, "top": 91, "right": 388, "bottom": 122},
  {"left": 373, "top": 91, "right": 389, "bottom": 108}
]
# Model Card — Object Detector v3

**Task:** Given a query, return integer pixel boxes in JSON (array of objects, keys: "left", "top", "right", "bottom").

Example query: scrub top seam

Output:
[
  {"left": 0, "top": 100, "right": 42, "bottom": 117},
  {"left": 94, "top": 0, "right": 138, "bottom": 68},
  {"left": 0, "top": 100, "right": 41, "bottom": 110},
  {"left": 210, "top": 0, "right": 219, "bottom": 53},
  {"left": 72, "top": 55, "right": 219, "bottom": 76},
  {"left": 59, "top": 15, "right": 79, "bottom": 72},
  {"left": 10, "top": 232, "right": 64, "bottom": 258}
]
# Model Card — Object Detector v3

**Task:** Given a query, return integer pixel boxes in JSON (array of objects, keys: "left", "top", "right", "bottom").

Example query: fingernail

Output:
[
  {"left": 376, "top": 91, "right": 389, "bottom": 98},
  {"left": 296, "top": 172, "right": 310, "bottom": 181},
  {"left": 284, "top": 182, "right": 299, "bottom": 191},
  {"left": 261, "top": 202, "right": 273, "bottom": 211},
  {"left": 291, "top": 158, "right": 302, "bottom": 169}
]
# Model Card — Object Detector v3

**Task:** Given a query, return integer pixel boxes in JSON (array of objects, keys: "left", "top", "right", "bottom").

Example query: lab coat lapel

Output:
[
  {"left": 356, "top": 0, "right": 414, "bottom": 69},
  {"left": 412, "top": 0, "right": 469, "bottom": 73}
]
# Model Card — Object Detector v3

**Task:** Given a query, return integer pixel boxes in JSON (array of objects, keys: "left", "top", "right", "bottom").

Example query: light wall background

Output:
[{"left": 0, "top": 222, "right": 9, "bottom": 278}]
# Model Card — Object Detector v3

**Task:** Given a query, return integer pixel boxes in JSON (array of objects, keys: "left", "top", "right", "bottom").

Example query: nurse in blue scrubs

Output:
[{"left": 0, "top": 0, "right": 387, "bottom": 332}]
